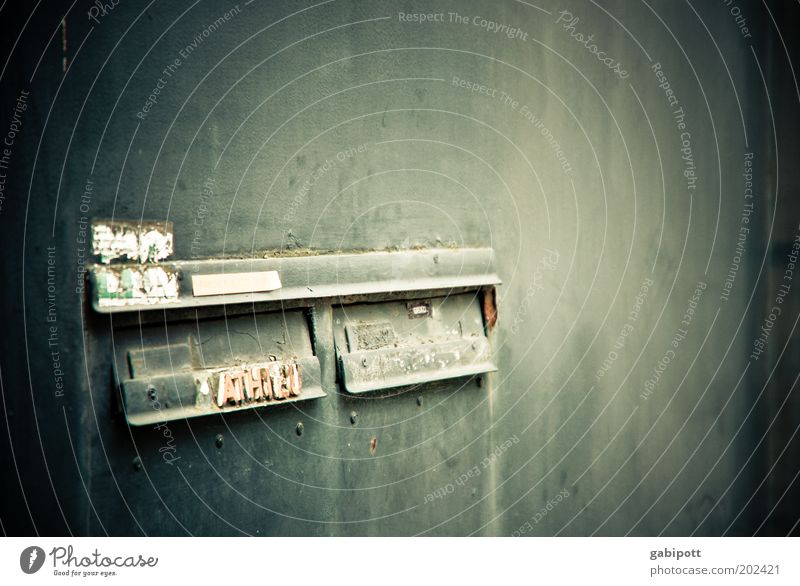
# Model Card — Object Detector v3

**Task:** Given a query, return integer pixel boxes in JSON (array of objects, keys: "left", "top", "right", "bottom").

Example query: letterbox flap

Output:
[{"left": 333, "top": 293, "right": 496, "bottom": 394}]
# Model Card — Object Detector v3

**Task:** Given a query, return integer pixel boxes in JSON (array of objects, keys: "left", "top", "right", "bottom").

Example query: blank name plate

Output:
[{"left": 192, "top": 271, "right": 282, "bottom": 297}]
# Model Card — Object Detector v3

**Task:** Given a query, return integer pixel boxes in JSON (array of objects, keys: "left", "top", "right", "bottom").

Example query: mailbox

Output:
[
  {"left": 333, "top": 294, "right": 496, "bottom": 394},
  {"left": 89, "top": 221, "right": 501, "bottom": 424},
  {"left": 114, "top": 310, "right": 325, "bottom": 426}
]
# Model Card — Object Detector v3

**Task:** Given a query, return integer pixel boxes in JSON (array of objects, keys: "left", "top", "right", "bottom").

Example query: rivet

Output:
[
  {"left": 361, "top": 358, "right": 368, "bottom": 368},
  {"left": 296, "top": 422, "right": 304, "bottom": 436},
  {"left": 350, "top": 411, "right": 358, "bottom": 425},
  {"left": 147, "top": 386, "right": 157, "bottom": 401},
  {"left": 215, "top": 434, "right": 224, "bottom": 449},
  {"left": 132, "top": 457, "right": 142, "bottom": 471}
]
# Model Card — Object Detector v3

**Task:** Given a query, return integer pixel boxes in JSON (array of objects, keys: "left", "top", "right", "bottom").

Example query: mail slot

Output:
[
  {"left": 114, "top": 310, "right": 324, "bottom": 426},
  {"left": 333, "top": 293, "right": 497, "bottom": 394}
]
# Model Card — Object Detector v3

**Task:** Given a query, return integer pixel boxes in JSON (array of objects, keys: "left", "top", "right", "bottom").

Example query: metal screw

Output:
[
  {"left": 147, "top": 386, "right": 157, "bottom": 401},
  {"left": 350, "top": 411, "right": 358, "bottom": 425},
  {"left": 215, "top": 434, "right": 224, "bottom": 449},
  {"left": 296, "top": 422, "right": 304, "bottom": 436},
  {"left": 416, "top": 396, "right": 423, "bottom": 406},
  {"left": 132, "top": 457, "right": 142, "bottom": 471}
]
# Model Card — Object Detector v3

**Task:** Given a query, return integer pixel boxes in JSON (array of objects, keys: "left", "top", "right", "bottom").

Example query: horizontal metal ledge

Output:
[
  {"left": 121, "top": 356, "right": 325, "bottom": 426},
  {"left": 90, "top": 247, "right": 500, "bottom": 313},
  {"left": 338, "top": 337, "right": 496, "bottom": 394}
]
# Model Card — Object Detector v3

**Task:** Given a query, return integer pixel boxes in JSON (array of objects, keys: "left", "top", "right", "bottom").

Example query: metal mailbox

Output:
[
  {"left": 91, "top": 220, "right": 500, "bottom": 423},
  {"left": 114, "top": 311, "right": 325, "bottom": 426},
  {"left": 333, "top": 293, "right": 497, "bottom": 394}
]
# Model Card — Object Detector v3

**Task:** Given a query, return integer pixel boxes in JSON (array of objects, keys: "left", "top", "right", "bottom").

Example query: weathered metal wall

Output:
[{"left": 1, "top": 0, "right": 797, "bottom": 536}]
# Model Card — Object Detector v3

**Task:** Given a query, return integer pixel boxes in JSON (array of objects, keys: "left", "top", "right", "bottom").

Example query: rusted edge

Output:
[{"left": 482, "top": 286, "right": 498, "bottom": 332}]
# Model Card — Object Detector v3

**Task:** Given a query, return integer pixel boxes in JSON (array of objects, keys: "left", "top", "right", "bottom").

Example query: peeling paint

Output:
[
  {"left": 94, "top": 265, "right": 180, "bottom": 307},
  {"left": 91, "top": 220, "right": 174, "bottom": 264},
  {"left": 195, "top": 360, "right": 303, "bottom": 408}
]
